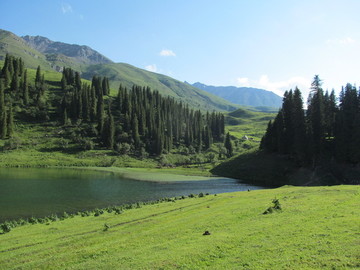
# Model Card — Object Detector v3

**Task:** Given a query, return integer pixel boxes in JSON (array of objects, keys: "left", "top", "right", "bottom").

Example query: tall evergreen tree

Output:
[
  {"left": 7, "top": 105, "right": 14, "bottom": 138},
  {"left": 224, "top": 132, "right": 233, "bottom": 158},
  {"left": 1, "top": 109, "right": 7, "bottom": 139},
  {"left": 22, "top": 70, "right": 29, "bottom": 105},
  {"left": 307, "top": 75, "right": 326, "bottom": 164}
]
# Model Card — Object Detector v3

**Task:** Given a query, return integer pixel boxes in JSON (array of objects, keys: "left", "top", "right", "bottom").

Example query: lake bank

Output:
[{"left": 71, "top": 166, "right": 214, "bottom": 182}]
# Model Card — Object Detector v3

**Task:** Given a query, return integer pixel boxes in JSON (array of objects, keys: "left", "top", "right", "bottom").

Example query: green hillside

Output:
[
  {"left": 225, "top": 108, "right": 276, "bottom": 141},
  {"left": 0, "top": 29, "right": 238, "bottom": 112},
  {"left": 1, "top": 185, "right": 359, "bottom": 269},
  {"left": 83, "top": 63, "right": 238, "bottom": 111}
]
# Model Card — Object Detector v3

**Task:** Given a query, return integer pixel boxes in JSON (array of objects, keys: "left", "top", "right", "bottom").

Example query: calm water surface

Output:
[{"left": 0, "top": 168, "right": 266, "bottom": 221}]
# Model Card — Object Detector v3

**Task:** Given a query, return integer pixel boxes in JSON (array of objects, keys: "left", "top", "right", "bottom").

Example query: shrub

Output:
[
  {"left": 114, "top": 208, "right": 122, "bottom": 215},
  {"left": 94, "top": 209, "right": 104, "bottom": 217},
  {"left": 28, "top": 217, "right": 38, "bottom": 224},
  {"left": 103, "top": 223, "right": 110, "bottom": 232},
  {"left": 49, "top": 214, "right": 58, "bottom": 221},
  {"left": 3, "top": 137, "right": 22, "bottom": 151},
  {"left": 0, "top": 223, "right": 11, "bottom": 233},
  {"left": 263, "top": 198, "right": 282, "bottom": 214}
]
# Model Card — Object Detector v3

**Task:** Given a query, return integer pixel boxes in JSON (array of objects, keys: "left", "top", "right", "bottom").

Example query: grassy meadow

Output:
[{"left": 1, "top": 185, "right": 359, "bottom": 269}]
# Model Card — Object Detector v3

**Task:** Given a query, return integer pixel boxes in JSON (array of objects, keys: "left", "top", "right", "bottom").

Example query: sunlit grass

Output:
[{"left": 1, "top": 185, "right": 358, "bottom": 269}]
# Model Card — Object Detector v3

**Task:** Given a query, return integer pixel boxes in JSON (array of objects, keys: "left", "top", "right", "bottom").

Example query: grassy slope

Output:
[
  {"left": 225, "top": 108, "right": 275, "bottom": 140},
  {"left": 83, "top": 63, "right": 239, "bottom": 111},
  {"left": 1, "top": 185, "right": 359, "bottom": 269}
]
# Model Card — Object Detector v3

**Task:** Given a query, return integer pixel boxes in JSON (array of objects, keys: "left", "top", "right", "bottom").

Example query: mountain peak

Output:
[{"left": 22, "top": 35, "right": 113, "bottom": 65}]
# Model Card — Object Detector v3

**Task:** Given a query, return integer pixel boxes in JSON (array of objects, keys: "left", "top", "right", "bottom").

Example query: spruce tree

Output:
[
  {"left": 292, "top": 87, "right": 307, "bottom": 163},
  {"left": 22, "top": 70, "right": 29, "bottom": 105},
  {"left": 307, "top": 75, "right": 325, "bottom": 164},
  {"left": 224, "top": 132, "right": 233, "bottom": 158},
  {"left": 1, "top": 109, "right": 7, "bottom": 139},
  {"left": 7, "top": 105, "right": 14, "bottom": 138},
  {"left": 35, "top": 66, "right": 42, "bottom": 86},
  {"left": 103, "top": 108, "right": 115, "bottom": 149}
]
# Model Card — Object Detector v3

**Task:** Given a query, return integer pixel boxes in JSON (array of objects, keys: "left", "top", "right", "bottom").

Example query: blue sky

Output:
[{"left": 1, "top": 0, "right": 360, "bottom": 98}]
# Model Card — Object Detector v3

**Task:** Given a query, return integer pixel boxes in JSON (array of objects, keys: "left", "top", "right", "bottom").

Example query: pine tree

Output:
[
  {"left": 0, "top": 80, "right": 4, "bottom": 116},
  {"left": 307, "top": 75, "right": 326, "bottom": 164},
  {"left": 35, "top": 66, "right": 42, "bottom": 86},
  {"left": 22, "top": 70, "right": 29, "bottom": 105},
  {"left": 103, "top": 108, "right": 115, "bottom": 149},
  {"left": 224, "top": 132, "right": 233, "bottom": 157},
  {"left": 292, "top": 87, "right": 307, "bottom": 163},
  {"left": 1, "top": 109, "right": 7, "bottom": 139},
  {"left": 132, "top": 116, "right": 140, "bottom": 149},
  {"left": 97, "top": 95, "right": 104, "bottom": 134},
  {"left": 7, "top": 105, "right": 14, "bottom": 138}
]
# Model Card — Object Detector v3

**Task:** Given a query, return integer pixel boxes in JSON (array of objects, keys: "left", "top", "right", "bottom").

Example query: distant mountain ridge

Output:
[
  {"left": 192, "top": 82, "right": 282, "bottom": 109},
  {"left": 22, "top": 35, "right": 113, "bottom": 66},
  {"left": 0, "top": 29, "right": 238, "bottom": 112}
]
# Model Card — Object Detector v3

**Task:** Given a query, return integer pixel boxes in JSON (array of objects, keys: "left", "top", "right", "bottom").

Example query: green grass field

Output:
[{"left": 1, "top": 185, "right": 359, "bottom": 269}]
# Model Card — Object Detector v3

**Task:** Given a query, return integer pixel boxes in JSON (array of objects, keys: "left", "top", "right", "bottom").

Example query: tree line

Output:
[{"left": 260, "top": 75, "right": 360, "bottom": 166}]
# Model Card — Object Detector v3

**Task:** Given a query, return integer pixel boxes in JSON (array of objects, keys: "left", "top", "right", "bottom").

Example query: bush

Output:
[
  {"left": 94, "top": 209, "right": 104, "bottom": 217},
  {"left": 263, "top": 198, "right": 282, "bottom": 214},
  {"left": 0, "top": 223, "right": 12, "bottom": 233},
  {"left": 80, "top": 138, "right": 94, "bottom": 150},
  {"left": 103, "top": 223, "right": 110, "bottom": 232},
  {"left": 114, "top": 208, "right": 122, "bottom": 215},
  {"left": 28, "top": 217, "right": 38, "bottom": 224},
  {"left": 3, "top": 137, "right": 22, "bottom": 151},
  {"left": 49, "top": 214, "right": 58, "bottom": 222}
]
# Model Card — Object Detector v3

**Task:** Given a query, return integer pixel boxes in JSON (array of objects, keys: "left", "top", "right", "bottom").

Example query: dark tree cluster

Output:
[
  {"left": 260, "top": 75, "right": 360, "bottom": 166},
  {"left": 0, "top": 54, "right": 49, "bottom": 132},
  {"left": 113, "top": 84, "right": 225, "bottom": 155},
  {"left": 0, "top": 54, "right": 49, "bottom": 138},
  {"left": 59, "top": 67, "right": 226, "bottom": 156},
  {"left": 60, "top": 68, "right": 107, "bottom": 124}
]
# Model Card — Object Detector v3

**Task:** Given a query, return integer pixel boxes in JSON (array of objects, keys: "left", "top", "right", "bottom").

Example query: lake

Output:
[{"left": 0, "top": 168, "right": 266, "bottom": 222}]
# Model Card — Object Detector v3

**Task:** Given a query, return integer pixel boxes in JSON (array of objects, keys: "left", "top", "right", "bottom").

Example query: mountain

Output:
[
  {"left": 192, "top": 82, "right": 282, "bottom": 109},
  {"left": 0, "top": 29, "right": 238, "bottom": 111},
  {"left": 22, "top": 35, "right": 113, "bottom": 66}
]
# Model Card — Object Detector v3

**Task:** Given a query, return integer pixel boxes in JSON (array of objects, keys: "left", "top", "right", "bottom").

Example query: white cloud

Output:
[
  {"left": 145, "top": 64, "right": 158, "bottom": 72},
  {"left": 159, "top": 49, "right": 176, "bottom": 57},
  {"left": 61, "top": 3, "right": 73, "bottom": 14},
  {"left": 236, "top": 75, "right": 311, "bottom": 97},
  {"left": 236, "top": 77, "right": 250, "bottom": 87},
  {"left": 258, "top": 75, "right": 311, "bottom": 97},
  {"left": 326, "top": 37, "right": 355, "bottom": 45}
]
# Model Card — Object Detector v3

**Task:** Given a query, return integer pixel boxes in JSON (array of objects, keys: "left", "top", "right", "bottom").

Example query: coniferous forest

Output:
[
  {"left": 260, "top": 75, "right": 360, "bottom": 166},
  {"left": 0, "top": 54, "right": 227, "bottom": 157}
]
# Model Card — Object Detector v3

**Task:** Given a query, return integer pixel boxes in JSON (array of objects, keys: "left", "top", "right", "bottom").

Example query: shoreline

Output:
[{"left": 68, "top": 166, "right": 218, "bottom": 182}]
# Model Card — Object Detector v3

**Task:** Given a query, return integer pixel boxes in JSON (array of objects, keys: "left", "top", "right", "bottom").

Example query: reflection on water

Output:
[{"left": 0, "top": 168, "right": 266, "bottom": 221}]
